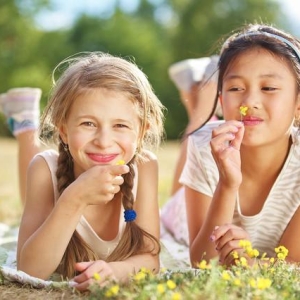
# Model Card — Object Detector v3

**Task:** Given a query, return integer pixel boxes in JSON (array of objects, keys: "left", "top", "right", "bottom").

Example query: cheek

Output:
[{"left": 67, "top": 130, "right": 91, "bottom": 149}]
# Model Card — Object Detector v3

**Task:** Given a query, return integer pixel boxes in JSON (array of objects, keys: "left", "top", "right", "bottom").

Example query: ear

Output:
[
  {"left": 219, "top": 92, "right": 223, "bottom": 106},
  {"left": 58, "top": 124, "right": 68, "bottom": 144}
]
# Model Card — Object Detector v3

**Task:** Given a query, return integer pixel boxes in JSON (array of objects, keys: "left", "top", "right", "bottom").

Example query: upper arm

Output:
[
  {"left": 134, "top": 151, "right": 160, "bottom": 240},
  {"left": 17, "top": 155, "right": 55, "bottom": 260},
  {"left": 279, "top": 206, "right": 300, "bottom": 262},
  {"left": 185, "top": 185, "right": 212, "bottom": 246}
]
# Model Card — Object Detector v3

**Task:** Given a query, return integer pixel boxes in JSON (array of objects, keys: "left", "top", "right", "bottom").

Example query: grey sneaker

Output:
[
  {"left": 4, "top": 87, "right": 42, "bottom": 136},
  {"left": 168, "top": 56, "right": 219, "bottom": 91}
]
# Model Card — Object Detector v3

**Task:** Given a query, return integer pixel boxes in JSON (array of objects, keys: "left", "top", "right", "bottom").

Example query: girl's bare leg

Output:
[{"left": 0, "top": 88, "right": 42, "bottom": 205}]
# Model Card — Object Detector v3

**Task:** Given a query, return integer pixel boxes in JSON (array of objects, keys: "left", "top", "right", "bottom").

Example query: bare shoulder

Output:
[
  {"left": 137, "top": 149, "right": 158, "bottom": 165},
  {"left": 26, "top": 153, "right": 55, "bottom": 206}
]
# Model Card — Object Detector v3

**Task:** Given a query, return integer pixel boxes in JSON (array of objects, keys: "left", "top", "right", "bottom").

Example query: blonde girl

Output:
[{"left": 16, "top": 52, "right": 165, "bottom": 291}]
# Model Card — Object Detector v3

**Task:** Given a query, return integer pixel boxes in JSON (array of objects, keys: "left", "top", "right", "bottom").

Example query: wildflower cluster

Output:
[{"left": 88, "top": 244, "right": 299, "bottom": 300}]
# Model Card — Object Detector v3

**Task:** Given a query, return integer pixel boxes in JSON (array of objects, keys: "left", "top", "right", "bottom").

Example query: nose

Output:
[
  {"left": 93, "top": 128, "right": 113, "bottom": 148},
  {"left": 241, "top": 89, "right": 260, "bottom": 109}
]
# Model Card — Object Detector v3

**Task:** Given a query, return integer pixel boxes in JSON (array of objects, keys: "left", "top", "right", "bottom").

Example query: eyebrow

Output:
[{"left": 224, "top": 73, "right": 284, "bottom": 80}]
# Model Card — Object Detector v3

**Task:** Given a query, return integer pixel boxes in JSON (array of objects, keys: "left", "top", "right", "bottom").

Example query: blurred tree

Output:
[{"left": 0, "top": 0, "right": 295, "bottom": 139}]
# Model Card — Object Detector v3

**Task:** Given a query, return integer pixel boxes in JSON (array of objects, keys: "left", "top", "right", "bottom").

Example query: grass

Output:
[
  {"left": 1, "top": 138, "right": 299, "bottom": 299},
  {"left": 0, "top": 137, "right": 180, "bottom": 299}
]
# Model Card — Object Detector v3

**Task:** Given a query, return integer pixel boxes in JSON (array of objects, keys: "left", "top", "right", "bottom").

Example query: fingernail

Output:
[
  {"left": 214, "top": 225, "right": 219, "bottom": 230},
  {"left": 210, "top": 235, "right": 215, "bottom": 241}
]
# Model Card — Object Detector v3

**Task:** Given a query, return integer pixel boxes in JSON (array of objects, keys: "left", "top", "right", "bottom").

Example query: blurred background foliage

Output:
[{"left": 0, "top": 0, "right": 296, "bottom": 139}]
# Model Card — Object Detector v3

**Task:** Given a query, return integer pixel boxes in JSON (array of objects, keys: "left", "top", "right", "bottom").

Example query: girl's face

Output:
[
  {"left": 221, "top": 48, "right": 300, "bottom": 146},
  {"left": 60, "top": 88, "right": 141, "bottom": 178}
]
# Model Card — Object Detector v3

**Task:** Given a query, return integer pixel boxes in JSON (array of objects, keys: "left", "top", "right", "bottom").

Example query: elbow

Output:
[{"left": 17, "top": 255, "right": 52, "bottom": 280}]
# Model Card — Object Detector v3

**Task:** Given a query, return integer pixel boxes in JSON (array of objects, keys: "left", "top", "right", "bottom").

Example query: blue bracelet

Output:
[{"left": 124, "top": 209, "right": 137, "bottom": 222}]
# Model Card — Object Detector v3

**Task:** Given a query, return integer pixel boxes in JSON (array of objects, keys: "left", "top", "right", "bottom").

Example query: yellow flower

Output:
[
  {"left": 250, "top": 278, "right": 272, "bottom": 290},
  {"left": 167, "top": 280, "right": 176, "bottom": 290},
  {"left": 233, "top": 278, "right": 241, "bottom": 286},
  {"left": 275, "top": 245, "right": 288, "bottom": 260},
  {"left": 239, "top": 105, "right": 248, "bottom": 116},
  {"left": 133, "top": 271, "right": 146, "bottom": 281},
  {"left": 93, "top": 273, "right": 101, "bottom": 281},
  {"left": 231, "top": 251, "right": 239, "bottom": 259},
  {"left": 239, "top": 240, "right": 252, "bottom": 249},
  {"left": 222, "top": 270, "right": 231, "bottom": 281},
  {"left": 239, "top": 257, "right": 248, "bottom": 267},
  {"left": 246, "top": 248, "right": 259, "bottom": 258},
  {"left": 172, "top": 292, "right": 182, "bottom": 300},
  {"left": 116, "top": 159, "right": 125, "bottom": 165},
  {"left": 257, "top": 278, "right": 272, "bottom": 290},
  {"left": 157, "top": 283, "right": 166, "bottom": 294},
  {"left": 105, "top": 285, "right": 120, "bottom": 297},
  {"left": 197, "top": 260, "right": 211, "bottom": 270}
]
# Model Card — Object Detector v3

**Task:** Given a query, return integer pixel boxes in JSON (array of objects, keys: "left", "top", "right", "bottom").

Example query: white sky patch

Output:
[{"left": 35, "top": 0, "right": 300, "bottom": 32}]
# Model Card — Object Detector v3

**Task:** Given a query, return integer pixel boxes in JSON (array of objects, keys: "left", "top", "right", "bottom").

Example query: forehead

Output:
[{"left": 224, "top": 47, "right": 295, "bottom": 77}]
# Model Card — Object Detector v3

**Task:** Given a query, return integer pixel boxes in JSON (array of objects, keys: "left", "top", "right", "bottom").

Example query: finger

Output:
[
  {"left": 229, "top": 123, "right": 244, "bottom": 151},
  {"left": 214, "top": 226, "right": 247, "bottom": 249},
  {"left": 73, "top": 261, "right": 104, "bottom": 284},
  {"left": 74, "top": 261, "right": 94, "bottom": 273},
  {"left": 217, "top": 240, "right": 242, "bottom": 264},
  {"left": 211, "top": 121, "right": 243, "bottom": 138},
  {"left": 112, "top": 175, "right": 125, "bottom": 186},
  {"left": 110, "top": 165, "right": 130, "bottom": 176},
  {"left": 74, "top": 278, "right": 94, "bottom": 292},
  {"left": 210, "top": 224, "right": 233, "bottom": 241}
]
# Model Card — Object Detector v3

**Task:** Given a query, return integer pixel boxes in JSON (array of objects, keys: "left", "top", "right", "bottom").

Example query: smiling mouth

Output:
[{"left": 88, "top": 153, "right": 117, "bottom": 163}]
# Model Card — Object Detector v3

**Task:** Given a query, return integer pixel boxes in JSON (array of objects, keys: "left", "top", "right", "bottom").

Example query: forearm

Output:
[
  {"left": 18, "top": 195, "right": 85, "bottom": 279},
  {"left": 190, "top": 183, "right": 237, "bottom": 266},
  {"left": 109, "top": 253, "right": 160, "bottom": 282}
]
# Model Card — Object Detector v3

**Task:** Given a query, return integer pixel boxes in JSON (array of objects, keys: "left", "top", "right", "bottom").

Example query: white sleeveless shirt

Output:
[{"left": 37, "top": 150, "right": 126, "bottom": 259}]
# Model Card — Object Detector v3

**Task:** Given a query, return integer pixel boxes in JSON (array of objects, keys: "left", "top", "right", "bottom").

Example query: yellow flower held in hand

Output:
[
  {"left": 239, "top": 105, "right": 248, "bottom": 116},
  {"left": 116, "top": 159, "right": 125, "bottom": 165}
]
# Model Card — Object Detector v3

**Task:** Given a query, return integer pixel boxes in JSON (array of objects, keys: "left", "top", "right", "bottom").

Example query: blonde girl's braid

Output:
[
  {"left": 55, "top": 140, "right": 99, "bottom": 279},
  {"left": 107, "top": 158, "right": 160, "bottom": 265}
]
